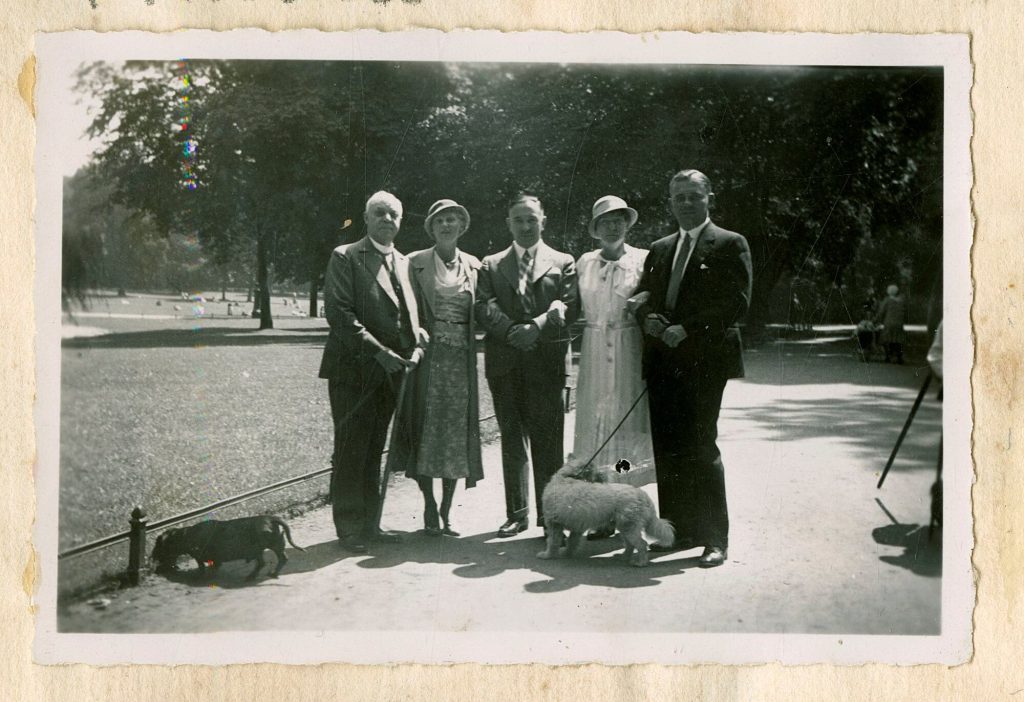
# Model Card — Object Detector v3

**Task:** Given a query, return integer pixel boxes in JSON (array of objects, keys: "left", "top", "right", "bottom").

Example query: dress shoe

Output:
[
  {"left": 649, "top": 536, "right": 697, "bottom": 553},
  {"left": 338, "top": 535, "right": 368, "bottom": 554},
  {"left": 497, "top": 517, "right": 529, "bottom": 538},
  {"left": 441, "top": 524, "right": 460, "bottom": 537},
  {"left": 698, "top": 546, "right": 727, "bottom": 568},
  {"left": 366, "top": 528, "right": 403, "bottom": 543}
]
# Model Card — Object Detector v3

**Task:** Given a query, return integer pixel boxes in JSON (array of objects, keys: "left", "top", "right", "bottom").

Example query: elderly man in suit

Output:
[
  {"left": 476, "top": 193, "right": 579, "bottom": 538},
  {"left": 319, "top": 191, "right": 427, "bottom": 553},
  {"left": 634, "top": 169, "right": 752, "bottom": 568}
]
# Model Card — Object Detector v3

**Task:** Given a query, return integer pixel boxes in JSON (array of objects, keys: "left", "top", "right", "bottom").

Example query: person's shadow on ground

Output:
[
  {"left": 345, "top": 529, "right": 704, "bottom": 592},
  {"left": 871, "top": 522, "right": 942, "bottom": 577}
]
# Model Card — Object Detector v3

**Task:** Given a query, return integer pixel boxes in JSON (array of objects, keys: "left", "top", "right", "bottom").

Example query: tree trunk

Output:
[
  {"left": 256, "top": 231, "right": 274, "bottom": 330},
  {"left": 309, "top": 277, "right": 319, "bottom": 318}
]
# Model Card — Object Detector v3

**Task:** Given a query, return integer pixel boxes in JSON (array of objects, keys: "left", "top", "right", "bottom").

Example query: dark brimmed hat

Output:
[
  {"left": 588, "top": 195, "right": 638, "bottom": 237},
  {"left": 424, "top": 199, "right": 471, "bottom": 236}
]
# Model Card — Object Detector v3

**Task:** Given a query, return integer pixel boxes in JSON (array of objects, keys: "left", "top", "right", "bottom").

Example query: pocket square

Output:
[{"left": 700, "top": 263, "right": 710, "bottom": 270}]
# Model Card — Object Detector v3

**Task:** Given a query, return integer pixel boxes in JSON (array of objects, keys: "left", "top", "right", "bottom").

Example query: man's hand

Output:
[
  {"left": 376, "top": 349, "right": 409, "bottom": 374},
  {"left": 661, "top": 324, "right": 687, "bottom": 348},
  {"left": 643, "top": 313, "right": 669, "bottom": 338},
  {"left": 545, "top": 300, "right": 567, "bottom": 328},
  {"left": 485, "top": 299, "right": 504, "bottom": 323},
  {"left": 508, "top": 323, "right": 540, "bottom": 351},
  {"left": 405, "top": 347, "right": 425, "bottom": 370}
]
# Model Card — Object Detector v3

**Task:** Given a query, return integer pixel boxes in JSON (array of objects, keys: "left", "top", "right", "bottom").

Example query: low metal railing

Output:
[{"left": 58, "top": 411, "right": 505, "bottom": 586}]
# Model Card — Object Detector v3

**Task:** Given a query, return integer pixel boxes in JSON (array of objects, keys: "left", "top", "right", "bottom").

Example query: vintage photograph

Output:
[{"left": 33, "top": 30, "right": 972, "bottom": 665}]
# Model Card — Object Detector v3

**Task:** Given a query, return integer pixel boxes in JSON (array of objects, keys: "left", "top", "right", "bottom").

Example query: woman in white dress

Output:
[{"left": 572, "top": 196, "right": 656, "bottom": 498}]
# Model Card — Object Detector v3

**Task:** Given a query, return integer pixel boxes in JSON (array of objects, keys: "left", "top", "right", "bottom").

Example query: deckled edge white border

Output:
[{"left": 32, "top": 29, "right": 974, "bottom": 666}]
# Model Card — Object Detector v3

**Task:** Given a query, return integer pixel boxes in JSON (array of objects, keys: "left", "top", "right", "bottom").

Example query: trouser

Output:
[
  {"left": 647, "top": 370, "right": 730, "bottom": 548},
  {"left": 328, "top": 376, "right": 399, "bottom": 538},
  {"left": 488, "top": 367, "right": 565, "bottom": 523}
]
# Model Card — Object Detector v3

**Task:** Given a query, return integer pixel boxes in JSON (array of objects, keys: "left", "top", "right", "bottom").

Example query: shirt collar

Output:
[
  {"left": 433, "top": 248, "right": 460, "bottom": 269},
  {"left": 368, "top": 237, "right": 394, "bottom": 256},
  {"left": 512, "top": 241, "right": 540, "bottom": 260},
  {"left": 678, "top": 217, "right": 710, "bottom": 240}
]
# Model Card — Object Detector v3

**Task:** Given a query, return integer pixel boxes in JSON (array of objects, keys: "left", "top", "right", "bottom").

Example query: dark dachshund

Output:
[{"left": 151, "top": 515, "right": 305, "bottom": 580}]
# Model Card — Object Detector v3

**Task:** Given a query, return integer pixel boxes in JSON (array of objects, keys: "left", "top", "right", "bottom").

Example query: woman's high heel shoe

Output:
[
  {"left": 424, "top": 503, "right": 441, "bottom": 537},
  {"left": 439, "top": 479, "right": 459, "bottom": 536}
]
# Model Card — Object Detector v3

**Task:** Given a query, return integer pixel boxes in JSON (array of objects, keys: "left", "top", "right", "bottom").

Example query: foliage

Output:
[{"left": 73, "top": 59, "right": 943, "bottom": 330}]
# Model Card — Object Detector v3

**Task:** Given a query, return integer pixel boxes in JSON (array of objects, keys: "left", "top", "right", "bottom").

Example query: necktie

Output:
[
  {"left": 384, "top": 252, "right": 414, "bottom": 346},
  {"left": 665, "top": 232, "right": 692, "bottom": 312},
  {"left": 518, "top": 249, "right": 534, "bottom": 311}
]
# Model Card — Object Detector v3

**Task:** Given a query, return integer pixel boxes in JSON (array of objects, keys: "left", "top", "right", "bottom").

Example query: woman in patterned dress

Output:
[
  {"left": 572, "top": 196, "right": 656, "bottom": 489},
  {"left": 404, "top": 199, "right": 484, "bottom": 536}
]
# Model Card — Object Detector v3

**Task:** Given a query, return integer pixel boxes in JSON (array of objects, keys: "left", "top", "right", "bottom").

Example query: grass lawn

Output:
[{"left": 57, "top": 291, "right": 508, "bottom": 596}]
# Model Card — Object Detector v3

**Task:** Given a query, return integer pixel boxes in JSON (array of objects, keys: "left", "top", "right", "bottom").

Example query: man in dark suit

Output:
[
  {"left": 634, "top": 170, "right": 752, "bottom": 567},
  {"left": 475, "top": 193, "right": 580, "bottom": 538},
  {"left": 319, "top": 191, "right": 427, "bottom": 553}
]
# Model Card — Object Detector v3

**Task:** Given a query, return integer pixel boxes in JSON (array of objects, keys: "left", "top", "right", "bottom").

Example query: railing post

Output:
[{"left": 127, "top": 506, "right": 148, "bottom": 586}]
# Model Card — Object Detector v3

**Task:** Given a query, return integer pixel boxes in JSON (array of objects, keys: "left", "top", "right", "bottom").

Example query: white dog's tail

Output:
[{"left": 645, "top": 516, "right": 676, "bottom": 546}]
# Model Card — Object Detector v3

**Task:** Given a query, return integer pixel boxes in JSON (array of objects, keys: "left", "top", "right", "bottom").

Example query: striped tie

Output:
[
  {"left": 665, "top": 232, "right": 692, "bottom": 313},
  {"left": 518, "top": 249, "right": 534, "bottom": 311}
]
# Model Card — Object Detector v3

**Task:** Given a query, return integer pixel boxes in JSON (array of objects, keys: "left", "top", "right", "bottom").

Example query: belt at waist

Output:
[{"left": 584, "top": 321, "right": 640, "bottom": 331}]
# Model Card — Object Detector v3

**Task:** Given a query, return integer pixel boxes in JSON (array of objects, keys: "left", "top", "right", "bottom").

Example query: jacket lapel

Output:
[
  {"left": 356, "top": 237, "right": 400, "bottom": 309},
  {"left": 683, "top": 222, "right": 717, "bottom": 284},
  {"left": 394, "top": 251, "right": 419, "bottom": 330},
  {"left": 530, "top": 243, "right": 556, "bottom": 283},
  {"left": 497, "top": 246, "right": 520, "bottom": 292},
  {"left": 461, "top": 250, "right": 480, "bottom": 303},
  {"left": 412, "top": 249, "right": 437, "bottom": 316}
]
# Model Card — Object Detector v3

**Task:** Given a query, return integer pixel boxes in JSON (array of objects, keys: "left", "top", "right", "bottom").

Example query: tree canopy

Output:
[{"left": 71, "top": 59, "right": 943, "bottom": 331}]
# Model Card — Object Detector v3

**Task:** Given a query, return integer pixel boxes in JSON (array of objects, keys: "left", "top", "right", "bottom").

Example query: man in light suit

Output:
[
  {"left": 475, "top": 193, "right": 579, "bottom": 538},
  {"left": 319, "top": 191, "right": 427, "bottom": 553},
  {"left": 634, "top": 170, "right": 752, "bottom": 567}
]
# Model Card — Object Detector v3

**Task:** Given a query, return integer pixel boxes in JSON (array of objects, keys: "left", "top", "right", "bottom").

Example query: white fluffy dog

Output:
[{"left": 538, "top": 460, "right": 675, "bottom": 567}]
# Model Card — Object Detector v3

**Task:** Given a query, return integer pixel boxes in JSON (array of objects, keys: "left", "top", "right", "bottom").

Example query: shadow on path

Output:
[
  {"left": 872, "top": 499, "right": 942, "bottom": 578},
  {"left": 344, "top": 530, "right": 704, "bottom": 592},
  {"left": 63, "top": 325, "right": 328, "bottom": 350}
]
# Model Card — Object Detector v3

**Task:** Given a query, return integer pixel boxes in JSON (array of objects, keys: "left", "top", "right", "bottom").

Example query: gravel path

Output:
[{"left": 57, "top": 331, "right": 946, "bottom": 640}]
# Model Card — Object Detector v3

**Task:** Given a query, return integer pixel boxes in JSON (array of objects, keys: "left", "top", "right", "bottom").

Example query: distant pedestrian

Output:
[
  {"left": 854, "top": 317, "right": 877, "bottom": 361},
  {"left": 875, "top": 284, "right": 908, "bottom": 364}
]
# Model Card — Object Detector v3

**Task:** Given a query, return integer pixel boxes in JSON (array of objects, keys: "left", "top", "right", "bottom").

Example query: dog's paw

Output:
[
  {"left": 536, "top": 550, "right": 554, "bottom": 560},
  {"left": 629, "top": 554, "right": 649, "bottom": 568}
]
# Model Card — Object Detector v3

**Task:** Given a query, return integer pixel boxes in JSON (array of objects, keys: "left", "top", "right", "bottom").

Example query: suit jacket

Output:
[
  {"left": 474, "top": 241, "right": 580, "bottom": 380},
  {"left": 397, "top": 247, "right": 485, "bottom": 486},
  {"left": 318, "top": 236, "right": 425, "bottom": 390},
  {"left": 634, "top": 222, "right": 752, "bottom": 381}
]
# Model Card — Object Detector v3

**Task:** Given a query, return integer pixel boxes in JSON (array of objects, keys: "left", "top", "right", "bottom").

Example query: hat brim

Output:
[
  {"left": 424, "top": 204, "right": 471, "bottom": 236},
  {"left": 588, "top": 207, "right": 638, "bottom": 237}
]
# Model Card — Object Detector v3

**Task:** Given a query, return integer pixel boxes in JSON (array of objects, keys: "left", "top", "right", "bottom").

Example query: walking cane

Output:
[
  {"left": 373, "top": 370, "right": 410, "bottom": 532},
  {"left": 876, "top": 371, "right": 932, "bottom": 489}
]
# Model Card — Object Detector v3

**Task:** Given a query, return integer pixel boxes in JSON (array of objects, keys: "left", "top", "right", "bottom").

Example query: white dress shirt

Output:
[{"left": 669, "top": 216, "right": 710, "bottom": 279}]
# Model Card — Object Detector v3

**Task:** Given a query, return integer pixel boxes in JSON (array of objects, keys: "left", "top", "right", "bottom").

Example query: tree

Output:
[{"left": 76, "top": 60, "right": 942, "bottom": 336}]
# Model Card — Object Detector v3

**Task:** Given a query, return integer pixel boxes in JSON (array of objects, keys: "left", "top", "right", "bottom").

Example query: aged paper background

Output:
[{"left": 3, "top": 0, "right": 1017, "bottom": 698}]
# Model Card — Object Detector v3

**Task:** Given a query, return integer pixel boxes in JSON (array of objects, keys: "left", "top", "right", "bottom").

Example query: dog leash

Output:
[{"left": 579, "top": 386, "right": 649, "bottom": 471}]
